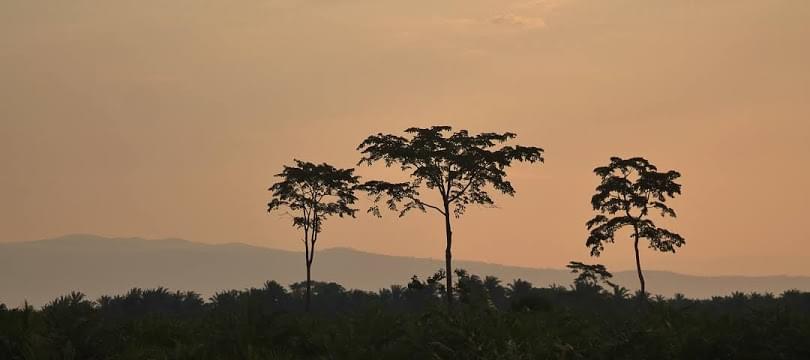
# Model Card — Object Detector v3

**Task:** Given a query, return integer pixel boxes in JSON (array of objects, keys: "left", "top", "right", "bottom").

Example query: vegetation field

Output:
[{"left": 2, "top": 270, "right": 809, "bottom": 359}]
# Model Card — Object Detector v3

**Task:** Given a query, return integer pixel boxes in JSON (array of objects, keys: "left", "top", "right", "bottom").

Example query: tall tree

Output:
[
  {"left": 586, "top": 157, "right": 684, "bottom": 296},
  {"left": 357, "top": 126, "right": 543, "bottom": 308},
  {"left": 267, "top": 160, "right": 360, "bottom": 311}
]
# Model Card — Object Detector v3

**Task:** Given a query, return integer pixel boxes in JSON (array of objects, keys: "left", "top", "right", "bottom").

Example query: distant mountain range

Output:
[{"left": 2, "top": 234, "right": 810, "bottom": 307}]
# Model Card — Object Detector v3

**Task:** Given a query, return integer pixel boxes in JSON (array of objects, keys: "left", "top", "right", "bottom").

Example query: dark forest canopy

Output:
[{"left": 2, "top": 271, "right": 810, "bottom": 359}]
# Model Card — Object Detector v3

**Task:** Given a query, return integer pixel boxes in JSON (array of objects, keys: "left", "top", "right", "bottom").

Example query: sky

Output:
[{"left": 1, "top": 0, "right": 809, "bottom": 276}]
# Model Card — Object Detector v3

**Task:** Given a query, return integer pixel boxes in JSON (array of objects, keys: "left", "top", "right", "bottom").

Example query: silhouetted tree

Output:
[
  {"left": 455, "top": 270, "right": 490, "bottom": 307},
  {"left": 567, "top": 261, "right": 614, "bottom": 294},
  {"left": 403, "top": 270, "right": 447, "bottom": 310},
  {"left": 506, "top": 279, "right": 534, "bottom": 300},
  {"left": 483, "top": 276, "right": 509, "bottom": 310},
  {"left": 268, "top": 160, "right": 360, "bottom": 311},
  {"left": 586, "top": 157, "right": 684, "bottom": 295},
  {"left": 41, "top": 292, "right": 96, "bottom": 358},
  {"left": 357, "top": 126, "right": 543, "bottom": 308}
]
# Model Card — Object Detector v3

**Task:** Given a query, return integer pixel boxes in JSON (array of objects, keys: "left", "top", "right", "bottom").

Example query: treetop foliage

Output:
[
  {"left": 567, "top": 262, "right": 613, "bottom": 288},
  {"left": 268, "top": 160, "right": 360, "bottom": 233},
  {"left": 356, "top": 126, "right": 544, "bottom": 217},
  {"left": 586, "top": 156, "right": 685, "bottom": 256}
]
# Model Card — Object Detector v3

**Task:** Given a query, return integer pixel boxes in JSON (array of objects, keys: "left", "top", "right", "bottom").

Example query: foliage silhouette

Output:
[
  {"left": 268, "top": 160, "right": 360, "bottom": 311},
  {"left": 2, "top": 273, "right": 809, "bottom": 359},
  {"left": 586, "top": 157, "right": 685, "bottom": 295},
  {"left": 567, "top": 261, "right": 613, "bottom": 293},
  {"left": 357, "top": 126, "right": 543, "bottom": 308}
]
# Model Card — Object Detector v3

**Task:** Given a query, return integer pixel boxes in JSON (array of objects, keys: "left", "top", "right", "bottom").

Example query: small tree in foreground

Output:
[
  {"left": 566, "top": 261, "right": 629, "bottom": 298},
  {"left": 567, "top": 261, "right": 613, "bottom": 292},
  {"left": 267, "top": 160, "right": 359, "bottom": 311},
  {"left": 586, "top": 157, "right": 684, "bottom": 296},
  {"left": 357, "top": 126, "right": 543, "bottom": 308}
]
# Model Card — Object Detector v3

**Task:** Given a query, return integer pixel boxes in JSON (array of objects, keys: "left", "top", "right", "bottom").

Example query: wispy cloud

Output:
[
  {"left": 511, "top": 0, "right": 567, "bottom": 11},
  {"left": 432, "top": 0, "right": 567, "bottom": 32},
  {"left": 490, "top": 13, "right": 547, "bottom": 29}
]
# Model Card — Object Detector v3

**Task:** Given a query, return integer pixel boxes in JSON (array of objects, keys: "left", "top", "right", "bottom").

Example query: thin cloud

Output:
[
  {"left": 511, "top": 0, "right": 567, "bottom": 11},
  {"left": 490, "top": 13, "right": 547, "bottom": 29}
]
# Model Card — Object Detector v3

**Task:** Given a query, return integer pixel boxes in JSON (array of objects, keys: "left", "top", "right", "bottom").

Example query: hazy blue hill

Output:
[
  {"left": 11, "top": 234, "right": 200, "bottom": 252},
  {"left": 2, "top": 235, "right": 809, "bottom": 306}
]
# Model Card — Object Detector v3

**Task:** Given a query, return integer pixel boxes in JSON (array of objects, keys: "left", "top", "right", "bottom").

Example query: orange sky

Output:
[{"left": 2, "top": 0, "right": 809, "bottom": 276}]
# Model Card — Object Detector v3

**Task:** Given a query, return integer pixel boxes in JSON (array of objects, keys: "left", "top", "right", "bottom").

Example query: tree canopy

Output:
[
  {"left": 586, "top": 157, "right": 684, "bottom": 256},
  {"left": 268, "top": 160, "right": 360, "bottom": 233},
  {"left": 357, "top": 126, "right": 544, "bottom": 218},
  {"left": 567, "top": 262, "right": 613, "bottom": 289}
]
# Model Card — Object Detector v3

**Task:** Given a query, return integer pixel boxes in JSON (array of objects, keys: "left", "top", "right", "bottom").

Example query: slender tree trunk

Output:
[
  {"left": 303, "top": 226, "right": 313, "bottom": 312},
  {"left": 633, "top": 225, "right": 646, "bottom": 297},
  {"left": 305, "top": 259, "right": 312, "bottom": 312},
  {"left": 444, "top": 203, "right": 453, "bottom": 310}
]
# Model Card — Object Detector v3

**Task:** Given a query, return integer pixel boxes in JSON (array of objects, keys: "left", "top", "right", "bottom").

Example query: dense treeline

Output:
[{"left": 2, "top": 270, "right": 809, "bottom": 359}]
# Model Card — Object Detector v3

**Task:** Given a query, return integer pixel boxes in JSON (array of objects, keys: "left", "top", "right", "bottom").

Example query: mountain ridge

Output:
[{"left": 2, "top": 235, "right": 810, "bottom": 306}]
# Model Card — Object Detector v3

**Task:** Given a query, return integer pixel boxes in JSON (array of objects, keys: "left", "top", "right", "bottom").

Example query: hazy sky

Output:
[{"left": 2, "top": 0, "right": 809, "bottom": 276}]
